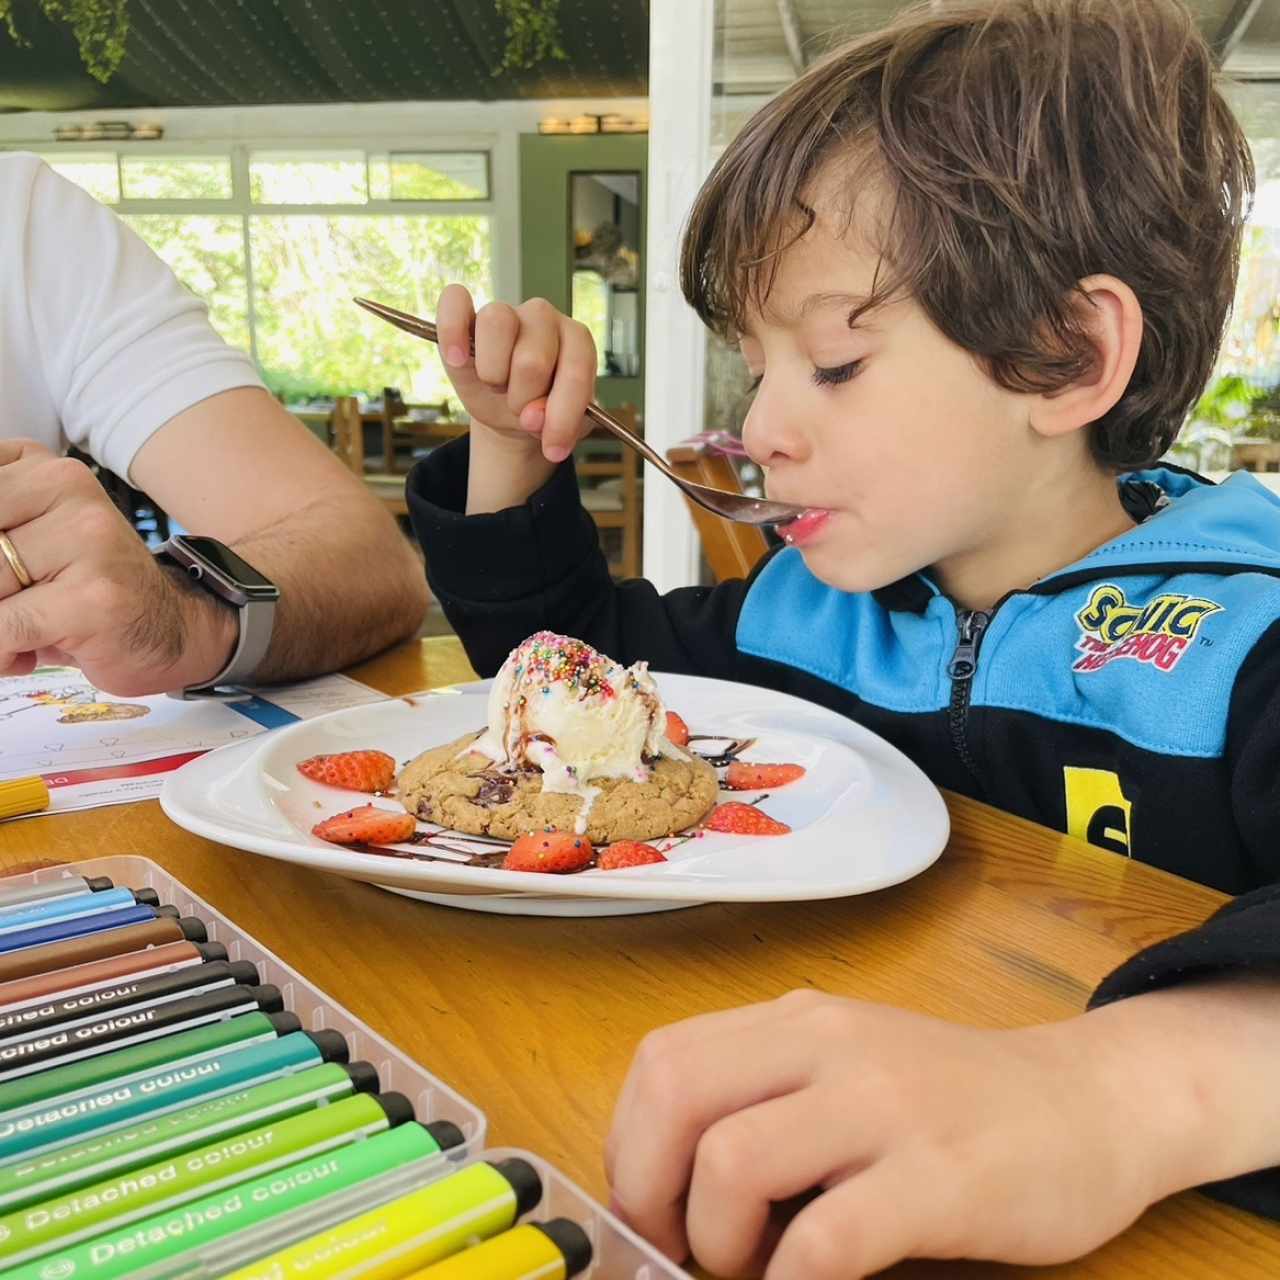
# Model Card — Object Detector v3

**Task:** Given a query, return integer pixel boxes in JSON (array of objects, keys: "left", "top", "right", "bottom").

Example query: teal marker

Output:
[
  {"left": 0, "top": 1090, "right": 417, "bottom": 1266},
  {"left": 0, "top": 1059, "right": 380, "bottom": 1213},
  {"left": 3, "top": 1121, "right": 465, "bottom": 1280},
  {"left": 0, "top": 1010, "right": 304, "bottom": 1124},
  {"left": 0, "top": 1027, "right": 348, "bottom": 1163}
]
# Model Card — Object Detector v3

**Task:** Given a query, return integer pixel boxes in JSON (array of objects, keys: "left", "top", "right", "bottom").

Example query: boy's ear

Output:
[{"left": 1028, "top": 274, "right": 1143, "bottom": 441}]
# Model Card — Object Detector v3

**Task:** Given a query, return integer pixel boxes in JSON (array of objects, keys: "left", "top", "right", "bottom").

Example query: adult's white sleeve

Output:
[{"left": 20, "top": 157, "right": 264, "bottom": 481}]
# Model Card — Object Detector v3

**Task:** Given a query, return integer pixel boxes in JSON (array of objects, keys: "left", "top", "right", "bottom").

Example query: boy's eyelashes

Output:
[{"left": 812, "top": 360, "right": 862, "bottom": 388}]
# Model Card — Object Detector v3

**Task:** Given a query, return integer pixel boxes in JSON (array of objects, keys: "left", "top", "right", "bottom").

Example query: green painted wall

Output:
[{"left": 519, "top": 133, "right": 647, "bottom": 414}]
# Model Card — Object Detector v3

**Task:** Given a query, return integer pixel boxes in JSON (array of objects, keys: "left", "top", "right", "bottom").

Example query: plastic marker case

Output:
[{"left": 0, "top": 856, "right": 691, "bottom": 1280}]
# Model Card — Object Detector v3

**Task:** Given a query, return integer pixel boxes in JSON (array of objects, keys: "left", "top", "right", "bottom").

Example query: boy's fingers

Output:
[
  {"left": 766, "top": 1159, "right": 943, "bottom": 1280},
  {"left": 435, "top": 284, "right": 476, "bottom": 369},
  {"left": 684, "top": 1087, "right": 868, "bottom": 1277},
  {"left": 606, "top": 1015, "right": 811, "bottom": 1261},
  {"left": 541, "top": 320, "right": 597, "bottom": 462},
  {"left": 505, "top": 322, "right": 561, "bottom": 421},
  {"left": 473, "top": 302, "right": 519, "bottom": 387}
]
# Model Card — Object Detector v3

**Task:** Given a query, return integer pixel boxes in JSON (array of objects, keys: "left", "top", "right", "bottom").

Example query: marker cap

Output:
[
  {"left": 177, "top": 917, "right": 208, "bottom": 942},
  {"left": 156, "top": 904, "right": 180, "bottom": 920},
  {"left": 194, "top": 941, "right": 229, "bottom": 962},
  {"left": 249, "top": 983, "right": 285, "bottom": 1014},
  {"left": 534, "top": 1219, "right": 594, "bottom": 1277},
  {"left": 303, "top": 1027, "right": 349, "bottom": 1063},
  {"left": 85, "top": 877, "right": 114, "bottom": 892},
  {"left": 267, "top": 1010, "right": 303, "bottom": 1037},
  {"left": 226, "top": 960, "right": 261, "bottom": 986},
  {"left": 423, "top": 1119, "right": 466, "bottom": 1153},
  {"left": 375, "top": 1090, "right": 415, "bottom": 1128},
  {"left": 493, "top": 1157, "right": 543, "bottom": 1216},
  {"left": 344, "top": 1060, "right": 380, "bottom": 1094}
]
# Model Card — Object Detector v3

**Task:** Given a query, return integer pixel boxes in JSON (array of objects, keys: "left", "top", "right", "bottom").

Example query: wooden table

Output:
[{"left": 3, "top": 636, "right": 1278, "bottom": 1278}]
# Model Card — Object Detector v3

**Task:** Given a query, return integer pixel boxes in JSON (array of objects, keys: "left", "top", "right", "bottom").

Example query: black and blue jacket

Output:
[{"left": 408, "top": 438, "right": 1280, "bottom": 1217}]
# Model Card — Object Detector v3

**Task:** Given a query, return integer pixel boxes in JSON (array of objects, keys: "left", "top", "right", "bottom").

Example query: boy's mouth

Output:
[{"left": 776, "top": 509, "right": 830, "bottom": 547}]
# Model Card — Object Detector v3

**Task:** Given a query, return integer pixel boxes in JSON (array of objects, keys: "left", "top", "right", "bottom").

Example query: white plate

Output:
[{"left": 161, "top": 675, "right": 949, "bottom": 917}]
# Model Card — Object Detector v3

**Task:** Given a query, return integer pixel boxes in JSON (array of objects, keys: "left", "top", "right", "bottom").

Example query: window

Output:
[{"left": 34, "top": 146, "right": 493, "bottom": 405}]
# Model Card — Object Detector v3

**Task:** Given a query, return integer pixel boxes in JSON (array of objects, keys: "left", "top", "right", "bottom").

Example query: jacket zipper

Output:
[{"left": 947, "top": 608, "right": 990, "bottom": 782}]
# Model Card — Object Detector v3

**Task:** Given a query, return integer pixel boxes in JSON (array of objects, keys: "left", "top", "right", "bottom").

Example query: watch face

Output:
[{"left": 173, "top": 536, "right": 278, "bottom": 600}]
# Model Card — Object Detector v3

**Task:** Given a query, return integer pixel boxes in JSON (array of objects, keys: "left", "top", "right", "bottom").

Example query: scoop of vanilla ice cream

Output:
[{"left": 471, "top": 632, "right": 682, "bottom": 803}]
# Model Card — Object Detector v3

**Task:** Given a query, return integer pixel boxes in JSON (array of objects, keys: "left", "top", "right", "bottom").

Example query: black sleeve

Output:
[
  {"left": 1226, "top": 618, "right": 1280, "bottom": 888},
  {"left": 405, "top": 436, "right": 780, "bottom": 679},
  {"left": 1088, "top": 884, "right": 1280, "bottom": 1219}
]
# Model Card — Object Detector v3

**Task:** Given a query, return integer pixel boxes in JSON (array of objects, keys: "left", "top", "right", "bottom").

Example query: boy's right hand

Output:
[{"left": 436, "top": 284, "right": 598, "bottom": 467}]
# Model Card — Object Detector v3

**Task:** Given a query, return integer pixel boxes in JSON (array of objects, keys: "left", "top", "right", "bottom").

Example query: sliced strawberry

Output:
[
  {"left": 504, "top": 829, "right": 595, "bottom": 874},
  {"left": 705, "top": 802, "right": 791, "bottom": 836},
  {"left": 297, "top": 750, "right": 396, "bottom": 793},
  {"left": 665, "top": 711, "right": 690, "bottom": 748},
  {"left": 725, "top": 761, "right": 806, "bottom": 790},
  {"left": 313, "top": 804, "right": 416, "bottom": 846},
  {"left": 598, "top": 841, "right": 667, "bottom": 870}
]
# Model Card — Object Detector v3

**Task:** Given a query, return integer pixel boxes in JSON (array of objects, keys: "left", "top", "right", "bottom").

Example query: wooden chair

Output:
[
  {"left": 330, "top": 396, "right": 408, "bottom": 517},
  {"left": 665, "top": 436, "right": 770, "bottom": 582},
  {"left": 577, "top": 405, "right": 642, "bottom": 579},
  {"left": 1231, "top": 440, "right": 1280, "bottom": 474},
  {"left": 380, "top": 387, "right": 468, "bottom": 473}
]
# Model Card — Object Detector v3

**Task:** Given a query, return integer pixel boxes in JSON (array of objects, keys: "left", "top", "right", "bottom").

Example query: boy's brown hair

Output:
[{"left": 681, "top": 0, "right": 1254, "bottom": 469}]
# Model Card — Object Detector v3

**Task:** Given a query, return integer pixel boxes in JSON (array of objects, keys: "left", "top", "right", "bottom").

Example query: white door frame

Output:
[{"left": 643, "top": 0, "right": 715, "bottom": 593}]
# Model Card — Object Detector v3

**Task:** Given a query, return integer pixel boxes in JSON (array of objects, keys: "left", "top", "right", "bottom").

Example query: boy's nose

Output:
[{"left": 742, "top": 393, "right": 806, "bottom": 468}]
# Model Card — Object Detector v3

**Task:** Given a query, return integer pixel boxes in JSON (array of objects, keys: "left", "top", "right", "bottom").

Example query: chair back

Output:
[
  {"left": 330, "top": 396, "right": 365, "bottom": 475},
  {"left": 665, "top": 437, "right": 769, "bottom": 582},
  {"left": 577, "top": 404, "right": 642, "bottom": 578}
]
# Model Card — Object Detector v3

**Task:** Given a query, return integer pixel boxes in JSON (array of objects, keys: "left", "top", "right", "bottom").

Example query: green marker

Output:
[
  {"left": 0, "top": 1090, "right": 416, "bottom": 1266},
  {"left": 0, "top": 1028, "right": 350, "bottom": 1164},
  {"left": 0, "top": 1060, "right": 380, "bottom": 1213},
  {"left": 0, "top": 1010, "right": 302, "bottom": 1120},
  {"left": 3, "top": 1121, "right": 464, "bottom": 1280}
]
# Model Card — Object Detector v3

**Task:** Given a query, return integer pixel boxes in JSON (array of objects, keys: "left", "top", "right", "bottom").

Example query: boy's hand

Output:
[
  {"left": 604, "top": 990, "right": 1193, "bottom": 1278},
  {"left": 436, "top": 284, "right": 597, "bottom": 465}
]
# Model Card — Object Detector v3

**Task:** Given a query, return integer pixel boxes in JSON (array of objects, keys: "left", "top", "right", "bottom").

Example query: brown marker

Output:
[
  {"left": 0, "top": 939, "right": 229, "bottom": 1009},
  {"left": 0, "top": 916, "right": 207, "bottom": 984}
]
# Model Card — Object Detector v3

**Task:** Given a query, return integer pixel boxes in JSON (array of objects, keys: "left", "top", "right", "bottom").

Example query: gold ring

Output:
[{"left": 0, "top": 532, "right": 33, "bottom": 589}]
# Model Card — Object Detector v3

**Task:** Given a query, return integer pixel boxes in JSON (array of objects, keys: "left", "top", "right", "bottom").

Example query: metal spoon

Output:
[{"left": 353, "top": 296, "right": 812, "bottom": 527}]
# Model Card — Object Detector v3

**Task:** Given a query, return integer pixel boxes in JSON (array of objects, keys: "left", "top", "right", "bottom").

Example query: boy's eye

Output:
[{"left": 812, "top": 361, "right": 861, "bottom": 388}]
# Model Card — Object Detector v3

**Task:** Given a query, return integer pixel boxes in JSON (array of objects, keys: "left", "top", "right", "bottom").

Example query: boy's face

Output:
[{"left": 738, "top": 190, "right": 1052, "bottom": 598}]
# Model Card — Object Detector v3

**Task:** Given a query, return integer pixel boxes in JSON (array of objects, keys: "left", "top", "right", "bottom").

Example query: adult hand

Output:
[
  {"left": 605, "top": 989, "right": 1188, "bottom": 1278},
  {"left": 0, "top": 440, "right": 237, "bottom": 695}
]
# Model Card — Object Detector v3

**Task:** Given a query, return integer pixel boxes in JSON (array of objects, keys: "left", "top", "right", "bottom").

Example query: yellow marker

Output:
[
  {"left": 225, "top": 1158, "right": 542, "bottom": 1280},
  {"left": 0, "top": 778, "right": 49, "bottom": 821},
  {"left": 401, "top": 1220, "right": 593, "bottom": 1280}
]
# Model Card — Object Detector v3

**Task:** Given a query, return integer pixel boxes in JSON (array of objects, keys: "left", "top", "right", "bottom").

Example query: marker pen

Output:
[
  {"left": 0, "top": 1027, "right": 349, "bottom": 1163},
  {"left": 0, "top": 887, "right": 161, "bottom": 936},
  {"left": 0, "top": 959, "right": 261, "bottom": 1044},
  {"left": 401, "top": 1220, "right": 594, "bottom": 1280},
  {"left": 0, "top": 1090, "right": 417, "bottom": 1266},
  {"left": 0, "top": 917, "right": 209, "bottom": 985},
  {"left": 0, "top": 875, "right": 114, "bottom": 913},
  {"left": 0, "top": 902, "right": 183, "bottom": 956},
  {"left": 0, "top": 1008, "right": 303, "bottom": 1117},
  {"left": 225, "top": 1157, "right": 543, "bottom": 1280},
  {"left": 0, "top": 940, "right": 228, "bottom": 1009},
  {"left": 0, "top": 1059, "right": 379, "bottom": 1213},
  {"left": 3, "top": 1120, "right": 466, "bottom": 1280},
  {"left": 0, "top": 983, "right": 285, "bottom": 1079}
]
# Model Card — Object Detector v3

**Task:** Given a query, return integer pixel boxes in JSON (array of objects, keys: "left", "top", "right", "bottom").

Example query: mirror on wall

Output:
[{"left": 570, "top": 172, "right": 641, "bottom": 378}]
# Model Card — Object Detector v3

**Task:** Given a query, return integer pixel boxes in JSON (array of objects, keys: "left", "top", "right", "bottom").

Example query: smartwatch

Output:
[{"left": 153, "top": 535, "right": 280, "bottom": 700}]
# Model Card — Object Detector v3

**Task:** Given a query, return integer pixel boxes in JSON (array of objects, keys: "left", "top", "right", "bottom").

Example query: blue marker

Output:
[
  {"left": 0, "top": 905, "right": 182, "bottom": 956},
  {"left": 0, "top": 889, "right": 161, "bottom": 937},
  {"left": 0, "top": 1027, "right": 350, "bottom": 1163}
]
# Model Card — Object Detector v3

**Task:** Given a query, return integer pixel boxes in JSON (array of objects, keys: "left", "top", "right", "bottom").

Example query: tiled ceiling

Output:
[{"left": 716, "top": 0, "right": 1280, "bottom": 95}]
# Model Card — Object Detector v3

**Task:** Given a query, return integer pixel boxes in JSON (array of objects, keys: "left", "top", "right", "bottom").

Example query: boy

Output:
[{"left": 409, "top": 0, "right": 1280, "bottom": 1273}]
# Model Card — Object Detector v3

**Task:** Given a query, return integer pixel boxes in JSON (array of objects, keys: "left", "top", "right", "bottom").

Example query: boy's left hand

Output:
[{"left": 604, "top": 989, "right": 1177, "bottom": 1278}]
